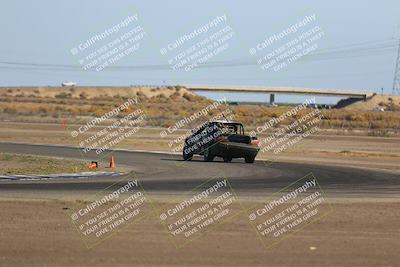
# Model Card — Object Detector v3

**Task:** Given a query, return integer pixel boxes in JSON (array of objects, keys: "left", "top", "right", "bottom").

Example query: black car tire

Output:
[
  {"left": 203, "top": 148, "right": 214, "bottom": 162},
  {"left": 183, "top": 148, "right": 193, "bottom": 161},
  {"left": 223, "top": 156, "right": 232, "bottom": 162},
  {"left": 245, "top": 156, "right": 255, "bottom": 163}
]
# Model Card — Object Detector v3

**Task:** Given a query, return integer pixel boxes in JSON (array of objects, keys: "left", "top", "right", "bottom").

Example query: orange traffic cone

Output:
[
  {"left": 88, "top": 161, "right": 97, "bottom": 169},
  {"left": 109, "top": 156, "right": 115, "bottom": 168}
]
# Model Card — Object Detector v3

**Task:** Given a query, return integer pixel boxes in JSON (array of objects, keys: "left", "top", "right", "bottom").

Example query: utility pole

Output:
[{"left": 393, "top": 38, "right": 400, "bottom": 95}]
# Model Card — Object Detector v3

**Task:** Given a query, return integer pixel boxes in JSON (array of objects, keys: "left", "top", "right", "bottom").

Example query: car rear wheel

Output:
[
  {"left": 203, "top": 148, "right": 214, "bottom": 162},
  {"left": 245, "top": 156, "right": 255, "bottom": 163}
]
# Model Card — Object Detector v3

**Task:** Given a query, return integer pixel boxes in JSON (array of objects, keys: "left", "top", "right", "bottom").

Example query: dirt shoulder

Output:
[
  {"left": 0, "top": 199, "right": 398, "bottom": 267},
  {"left": 0, "top": 152, "right": 90, "bottom": 175}
]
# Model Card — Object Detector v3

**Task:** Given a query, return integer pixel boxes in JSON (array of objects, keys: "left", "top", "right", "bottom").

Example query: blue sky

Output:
[{"left": 1, "top": 0, "right": 399, "bottom": 102}]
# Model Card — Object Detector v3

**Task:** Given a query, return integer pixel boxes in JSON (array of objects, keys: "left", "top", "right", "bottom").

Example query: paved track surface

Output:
[{"left": 0, "top": 142, "right": 399, "bottom": 197}]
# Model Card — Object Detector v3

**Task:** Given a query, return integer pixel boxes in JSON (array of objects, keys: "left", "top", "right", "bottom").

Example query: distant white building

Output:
[{"left": 61, "top": 82, "right": 77, "bottom": 87}]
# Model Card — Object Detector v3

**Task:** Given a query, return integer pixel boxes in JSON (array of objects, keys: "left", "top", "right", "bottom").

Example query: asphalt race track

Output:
[{"left": 0, "top": 142, "right": 399, "bottom": 198}]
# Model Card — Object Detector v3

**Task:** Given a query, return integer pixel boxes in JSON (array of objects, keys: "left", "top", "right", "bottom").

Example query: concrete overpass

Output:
[{"left": 184, "top": 85, "right": 373, "bottom": 104}]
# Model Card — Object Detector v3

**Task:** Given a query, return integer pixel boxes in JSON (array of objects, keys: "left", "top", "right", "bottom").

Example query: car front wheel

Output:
[
  {"left": 183, "top": 148, "right": 193, "bottom": 161},
  {"left": 245, "top": 156, "right": 255, "bottom": 163}
]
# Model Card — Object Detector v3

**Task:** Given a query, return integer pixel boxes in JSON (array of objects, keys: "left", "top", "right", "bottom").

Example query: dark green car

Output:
[{"left": 183, "top": 121, "right": 260, "bottom": 163}]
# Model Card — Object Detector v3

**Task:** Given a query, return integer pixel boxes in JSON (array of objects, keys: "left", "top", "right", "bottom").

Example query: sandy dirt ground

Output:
[
  {"left": 0, "top": 198, "right": 399, "bottom": 267},
  {"left": 0, "top": 121, "right": 399, "bottom": 266}
]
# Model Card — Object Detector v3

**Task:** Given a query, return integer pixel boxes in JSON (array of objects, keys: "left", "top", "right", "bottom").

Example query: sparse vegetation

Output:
[
  {"left": 0, "top": 153, "right": 88, "bottom": 175},
  {"left": 0, "top": 87, "right": 399, "bottom": 131},
  {"left": 55, "top": 92, "right": 72, "bottom": 99},
  {"left": 79, "top": 92, "right": 88, "bottom": 99}
]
